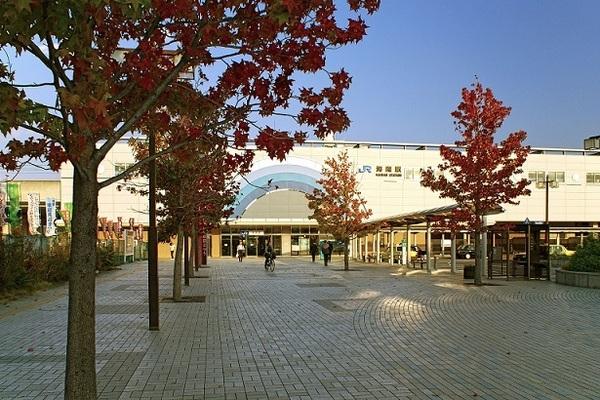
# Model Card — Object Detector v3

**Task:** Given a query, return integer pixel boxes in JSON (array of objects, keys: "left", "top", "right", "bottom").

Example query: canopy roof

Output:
[{"left": 363, "top": 204, "right": 504, "bottom": 229}]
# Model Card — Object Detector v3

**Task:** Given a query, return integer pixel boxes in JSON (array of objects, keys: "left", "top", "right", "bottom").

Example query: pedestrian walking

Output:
[
  {"left": 310, "top": 241, "right": 318, "bottom": 262},
  {"left": 237, "top": 241, "right": 245, "bottom": 262},
  {"left": 169, "top": 241, "right": 175, "bottom": 259},
  {"left": 322, "top": 241, "right": 330, "bottom": 266}
]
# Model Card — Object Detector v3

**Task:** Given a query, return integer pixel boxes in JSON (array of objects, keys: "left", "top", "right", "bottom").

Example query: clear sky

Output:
[
  {"left": 3, "top": 0, "right": 600, "bottom": 150},
  {"left": 325, "top": 0, "right": 600, "bottom": 148}
]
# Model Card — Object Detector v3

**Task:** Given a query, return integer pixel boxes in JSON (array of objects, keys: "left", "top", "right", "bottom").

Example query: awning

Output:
[{"left": 362, "top": 204, "right": 504, "bottom": 229}]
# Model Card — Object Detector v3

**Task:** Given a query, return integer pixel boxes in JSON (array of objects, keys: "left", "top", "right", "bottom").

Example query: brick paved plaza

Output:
[{"left": 0, "top": 257, "right": 599, "bottom": 400}]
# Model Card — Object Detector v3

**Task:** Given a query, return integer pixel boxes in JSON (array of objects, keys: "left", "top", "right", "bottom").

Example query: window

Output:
[
  {"left": 114, "top": 163, "right": 133, "bottom": 175},
  {"left": 404, "top": 168, "right": 414, "bottom": 180},
  {"left": 587, "top": 172, "right": 600, "bottom": 184},
  {"left": 547, "top": 171, "right": 565, "bottom": 183}
]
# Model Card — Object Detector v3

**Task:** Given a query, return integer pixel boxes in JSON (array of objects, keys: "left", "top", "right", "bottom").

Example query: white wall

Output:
[{"left": 60, "top": 140, "right": 600, "bottom": 226}]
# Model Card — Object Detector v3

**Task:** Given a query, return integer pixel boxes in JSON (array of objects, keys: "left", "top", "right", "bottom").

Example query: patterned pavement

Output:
[{"left": 0, "top": 256, "right": 599, "bottom": 399}]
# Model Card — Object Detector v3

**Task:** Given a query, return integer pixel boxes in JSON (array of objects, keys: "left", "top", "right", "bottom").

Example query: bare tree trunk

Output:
[
  {"left": 173, "top": 225, "right": 184, "bottom": 301},
  {"left": 184, "top": 233, "right": 189, "bottom": 286},
  {"left": 190, "top": 225, "right": 196, "bottom": 277},
  {"left": 343, "top": 238, "right": 350, "bottom": 270},
  {"left": 474, "top": 230, "right": 482, "bottom": 285},
  {"left": 65, "top": 167, "right": 98, "bottom": 400}
]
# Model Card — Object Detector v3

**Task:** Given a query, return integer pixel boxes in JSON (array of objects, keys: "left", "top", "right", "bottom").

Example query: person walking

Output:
[
  {"left": 322, "top": 241, "right": 330, "bottom": 266},
  {"left": 310, "top": 241, "right": 318, "bottom": 263},
  {"left": 237, "top": 241, "right": 245, "bottom": 262},
  {"left": 169, "top": 241, "right": 175, "bottom": 259}
]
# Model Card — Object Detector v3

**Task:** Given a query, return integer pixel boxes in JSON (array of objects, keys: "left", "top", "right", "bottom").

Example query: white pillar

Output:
[
  {"left": 450, "top": 233, "right": 457, "bottom": 273},
  {"left": 390, "top": 230, "right": 395, "bottom": 265},
  {"left": 372, "top": 234, "right": 376, "bottom": 263},
  {"left": 426, "top": 220, "right": 432, "bottom": 272},
  {"left": 376, "top": 231, "right": 381, "bottom": 264},
  {"left": 482, "top": 216, "right": 488, "bottom": 278},
  {"left": 406, "top": 225, "right": 411, "bottom": 266},
  {"left": 441, "top": 232, "right": 445, "bottom": 257},
  {"left": 358, "top": 236, "right": 362, "bottom": 261}
]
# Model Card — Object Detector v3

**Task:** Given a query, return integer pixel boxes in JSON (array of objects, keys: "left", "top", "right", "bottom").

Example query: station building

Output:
[{"left": 53, "top": 138, "right": 600, "bottom": 260}]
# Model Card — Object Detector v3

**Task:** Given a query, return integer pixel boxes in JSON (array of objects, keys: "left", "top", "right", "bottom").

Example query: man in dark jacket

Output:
[
  {"left": 321, "top": 241, "right": 330, "bottom": 266},
  {"left": 310, "top": 242, "right": 318, "bottom": 262}
]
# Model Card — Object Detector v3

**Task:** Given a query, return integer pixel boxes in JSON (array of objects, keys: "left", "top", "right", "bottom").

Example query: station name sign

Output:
[{"left": 358, "top": 165, "right": 403, "bottom": 178}]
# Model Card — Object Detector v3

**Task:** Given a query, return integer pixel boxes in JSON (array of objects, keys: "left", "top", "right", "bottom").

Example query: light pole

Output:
[{"left": 537, "top": 175, "right": 558, "bottom": 239}]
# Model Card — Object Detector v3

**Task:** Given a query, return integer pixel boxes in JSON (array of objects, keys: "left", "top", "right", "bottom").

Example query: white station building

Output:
[{"left": 52, "top": 138, "right": 600, "bottom": 259}]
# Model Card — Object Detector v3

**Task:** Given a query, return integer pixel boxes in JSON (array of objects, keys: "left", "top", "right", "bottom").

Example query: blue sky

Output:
[
  {"left": 325, "top": 0, "right": 600, "bottom": 148},
  {"left": 3, "top": 0, "right": 600, "bottom": 150}
]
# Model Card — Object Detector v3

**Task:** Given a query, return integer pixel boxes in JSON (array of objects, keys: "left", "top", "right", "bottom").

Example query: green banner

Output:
[{"left": 6, "top": 182, "right": 21, "bottom": 229}]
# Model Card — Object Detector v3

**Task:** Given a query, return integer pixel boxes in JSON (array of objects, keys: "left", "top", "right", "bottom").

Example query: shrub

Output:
[
  {"left": 566, "top": 236, "right": 600, "bottom": 273},
  {"left": 97, "top": 242, "right": 117, "bottom": 271}
]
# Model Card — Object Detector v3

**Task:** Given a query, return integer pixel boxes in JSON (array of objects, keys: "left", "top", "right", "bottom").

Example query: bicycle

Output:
[{"left": 265, "top": 255, "right": 276, "bottom": 272}]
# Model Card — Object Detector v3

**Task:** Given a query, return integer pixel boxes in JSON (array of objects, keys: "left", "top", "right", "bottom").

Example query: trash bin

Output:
[{"left": 463, "top": 265, "right": 475, "bottom": 279}]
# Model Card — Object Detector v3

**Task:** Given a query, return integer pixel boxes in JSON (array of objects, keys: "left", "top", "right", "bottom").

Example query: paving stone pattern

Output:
[{"left": 1, "top": 257, "right": 599, "bottom": 399}]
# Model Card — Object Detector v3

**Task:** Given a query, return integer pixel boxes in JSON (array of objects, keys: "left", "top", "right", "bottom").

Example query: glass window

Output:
[
  {"left": 301, "top": 226, "right": 310, "bottom": 234},
  {"left": 528, "top": 172, "right": 537, "bottom": 182},
  {"left": 292, "top": 226, "right": 300, "bottom": 234},
  {"left": 405, "top": 168, "right": 414, "bottom": 180},
  {"left": 586, "top": 173, "right": 594, "bottom": 184},
  {"left": 547, "top": 172, "right": 556, "bottom": 182},
  {"left": 114, "top": 163, "right": 132, "bottom": 175},
  {"left": 596, "top": 173, "right": 600, "bottom": 184},
  {"left": 537, "top": 171, "right": 545, "bottom": 182},
  {"left": 556, "top": 172, "right": 565, "bottom": 183}
]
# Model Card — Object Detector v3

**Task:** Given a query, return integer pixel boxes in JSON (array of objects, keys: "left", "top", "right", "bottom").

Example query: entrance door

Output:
[
  {"left": 246, "top": 237, "right": 258, "bottom": 256},
  {"left": 257, "top": 236, "right": 268, "bottom": 257}
]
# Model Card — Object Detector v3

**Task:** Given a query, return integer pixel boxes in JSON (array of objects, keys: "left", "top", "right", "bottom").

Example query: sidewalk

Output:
[{"left": 1, "top": 256, "right": 599, "bottom": 399}]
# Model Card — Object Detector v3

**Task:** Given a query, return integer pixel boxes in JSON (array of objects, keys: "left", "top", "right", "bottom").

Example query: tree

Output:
[
  {"left": 130, "top": 134, "right": 251, "bottom": 301},
  {"left": 421, "top": 81, "right": 530, "bottom": 285},
  {"left": 0, "top": 1, "right": 380, "bottom": 397},
  {"left": 306, "top": 150, "right": 372, "bottom": 270}
]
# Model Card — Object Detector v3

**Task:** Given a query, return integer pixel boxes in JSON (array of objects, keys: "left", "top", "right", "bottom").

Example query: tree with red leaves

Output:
[
  {"left": 129, "top": 134, "right": 251, "bottom": 301},
  {"left": 0, "top": 1, "right": 379, "bottom": 397},
  {"left": 306, "top": 150, "right": 372, "bottom": 270},
  {"left": 421, "top": 82, "right": 530, "bottom": 285}
]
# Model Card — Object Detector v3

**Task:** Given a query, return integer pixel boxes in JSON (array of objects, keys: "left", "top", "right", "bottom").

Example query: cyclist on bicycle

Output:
[{"left": 264, "top": 241, "right": 274, "bottom": 269}]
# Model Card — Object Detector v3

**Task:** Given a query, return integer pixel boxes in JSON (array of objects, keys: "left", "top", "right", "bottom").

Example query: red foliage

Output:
[
  {"left": 421, "top": 81, "right": 531, "bottom": 233},
  {"left": 306, "top": 150, "right": 372, "bottom": 241},
  {"left": 0, "top": 0, "right": 380, "bottom": 172}
]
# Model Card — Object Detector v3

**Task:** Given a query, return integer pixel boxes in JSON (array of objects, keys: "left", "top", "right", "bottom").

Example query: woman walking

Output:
[{"left": 237, "top": 241, "right": 246, "bottom": 262}]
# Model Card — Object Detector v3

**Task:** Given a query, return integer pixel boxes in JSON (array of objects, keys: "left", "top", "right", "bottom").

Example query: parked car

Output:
[
  {"left": 456, "top": 244, "right": 476, "bottom": 259},
  {"left": 513, "top": 244, "right": 574, "bottom": 264},
  {"left": 549, "top": 244, "right": 575, "bottom": 257}
]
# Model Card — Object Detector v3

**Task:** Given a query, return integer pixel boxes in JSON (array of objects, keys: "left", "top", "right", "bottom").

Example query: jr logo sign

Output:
[{"left": 358, "top": 165, "right": 372, "bottom": 173}]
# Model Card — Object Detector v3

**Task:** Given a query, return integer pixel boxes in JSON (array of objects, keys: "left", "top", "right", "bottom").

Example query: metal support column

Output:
[
  {"left": 376, "top": 231, "right": 381, "bottom": 264},
  {"left": 450, "top": 233, "right": 457, "bottom": 273},
  {"left": 426, "top": 220, "right": 432, "bottom": 272},
  {"left": 390, "top": 231, "right": 395, "bottom": 265},
  {"left": 406, "top": 225, "right": 411, "bottom": 266}
]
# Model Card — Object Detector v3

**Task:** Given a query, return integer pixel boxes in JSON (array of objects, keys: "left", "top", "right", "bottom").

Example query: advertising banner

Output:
[
  {"left": 45, "top": 197, "right": 57, "bottom": 236},
  {"left": 0, "top": 186, "right": 6, "bottom": 226},
  {"left": 6, "top": 182, "right": 21, "bottom": 229},
  {"left": 27, "top": 193, "right": 41, "bottom": 235}
]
